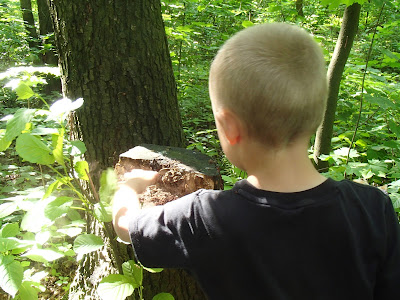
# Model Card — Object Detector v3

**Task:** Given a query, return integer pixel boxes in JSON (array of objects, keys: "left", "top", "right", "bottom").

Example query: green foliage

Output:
[
  {"left": 98, "top": 259, "right": 173, "bottom": 300},
  {"left": 0, "top": 70, "right": 100, "bottom": 298},
  {"left": 1, "top": 0, "right": 400, "bottom": 298},
  {"left": 0, "top": 0, "right": 31, "bottom": 70}
]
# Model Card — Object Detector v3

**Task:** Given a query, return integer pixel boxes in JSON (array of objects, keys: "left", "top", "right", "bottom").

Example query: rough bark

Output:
[
  {"left": 37, "top": 0, "right": 57, "bottom": 64},
  {"left": 313, "top": 3, "right": 361, "bottom": 171},
  {"left": 115, "top": 144, "right": 222, "bottom": 300},
  {"left": 20, "top": 0, "right": 39, "bottom": 50},
  {"left": 46, "top": 1, "right": 184, "bottom": 299},
  {"left": 48, "top": 0, "right": 183, "bottom": 178}
]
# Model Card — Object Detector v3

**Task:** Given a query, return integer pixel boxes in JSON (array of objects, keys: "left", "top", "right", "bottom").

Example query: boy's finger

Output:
[{"left": 124, "top": 169, "right": 159, "bottom": 181}]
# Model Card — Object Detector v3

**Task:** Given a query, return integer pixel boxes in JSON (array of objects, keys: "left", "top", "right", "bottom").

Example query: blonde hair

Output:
[{"left": 209, "top": 23, "right": 328, "bottom": 148}]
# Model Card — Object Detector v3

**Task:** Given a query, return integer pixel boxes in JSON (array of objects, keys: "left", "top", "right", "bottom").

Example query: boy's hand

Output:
[
  {"left": 113, "top": 169, "right": 158, "bottom": 243},
  {"left": 120, "top": 169, "right": 159, "bottom": 194}
]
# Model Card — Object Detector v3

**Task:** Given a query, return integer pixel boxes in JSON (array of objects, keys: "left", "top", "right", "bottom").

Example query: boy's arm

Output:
[{"left": 112, "top": 170, "right": 158, "bottom": 243}]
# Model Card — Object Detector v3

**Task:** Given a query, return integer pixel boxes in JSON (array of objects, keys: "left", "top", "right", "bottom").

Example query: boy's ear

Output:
[{"left": 215, "top": 109, "right": 243, "bottom": 145}]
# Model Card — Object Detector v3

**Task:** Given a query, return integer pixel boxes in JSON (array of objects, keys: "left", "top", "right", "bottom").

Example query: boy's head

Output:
[{"left": 209, "top": 23, "right": 328, "bottom": 149}]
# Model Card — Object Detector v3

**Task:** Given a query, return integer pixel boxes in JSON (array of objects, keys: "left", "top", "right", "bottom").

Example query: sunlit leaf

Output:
[
  {"left": 0, "top": 223, "right": 20, "bottom": 238},
  {"left": 42, "top": 179, "right": 64, "bottom": 200},
  {"left": 73, "top": 234, "right": 104, "bottom": 259},
  {"left": 52, "top": 128, "right": 65, "bottom": 166},
  {"left": 0, "top": 238, "right": 21, "bottom": 252},
  {"left": 0, "top": 108, "right": 36, "bottom": 151},
  {"left": 19, "top": 281, "right": 39, "bottom": 300},
  {"left": 49, "top": 98, "right": 84, "bottom": 121},
  {"left": 21, "top": 198, "right": 53, "bottom": 233},
  {"left": 0, "top": 202, "right": 19, "bottom": 219},
  {"left": 99, "top": 168, "right": 118, "bottom": 205},
  {"left": 74, "top": 161, "right": 89, "bottom": 180},
  {"left": 122, "top": 261, "right": 143, "bottom": 286},
  {"left": 14, "top": 82, "right": 35, "bottom": 99},
  {"left": 44, "top": 196, "right": 74, "bottom": 221},
  {"left": 242, "top": 20, "right": 254, "bottom": 28},
  {"left": 69, "top": 140, "right": 87, "bottom": 156},
  {"left": 97, "top": 274, "right": 136, "bottom": 300},
  {"left": 16, "top": 133, "right": 55, "bottom": 165},
  {"left": 22, "top": 248, "right": 64, "bottom": 263},
  {"left": 0, "top": 255, "right": 23, "bottom": 297}
]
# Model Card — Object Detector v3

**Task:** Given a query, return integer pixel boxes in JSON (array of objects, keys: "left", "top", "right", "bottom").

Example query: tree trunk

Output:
[
  {"left": 48, "top": 0, "right": 183, "bottom": 176},
  {"left": 47, "top": 1, "right": 183, "bottom": 299},
  {"left": 37, "top": 0, "right": 57, "bottom": 65},
  {"left": 296, "top": 0, "right": 304, "bottom": 17},
  {"left": 313, "top": 3, "right": 361, "bottom": 171},
  {"left": 20, "top": 0, "right": 39, "bottom": 50}
]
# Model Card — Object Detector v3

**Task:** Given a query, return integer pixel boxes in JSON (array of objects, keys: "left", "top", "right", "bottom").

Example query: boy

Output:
[{"left": 113, "top": 23, "right": 400, "bottom": 299}]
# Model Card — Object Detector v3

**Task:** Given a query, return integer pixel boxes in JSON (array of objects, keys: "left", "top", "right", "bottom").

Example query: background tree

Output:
[
  {"left": 19, "top": 0, "right": 39, "bottom": 51},
  {"left": 46, "top": 0, "right": 185, "bottom": 298},
  {"left": 313, "top": 2, "right": 361, "bottom": 170},
  {"left": 37, "top": 0, "right": 57, "bottom": 64}
]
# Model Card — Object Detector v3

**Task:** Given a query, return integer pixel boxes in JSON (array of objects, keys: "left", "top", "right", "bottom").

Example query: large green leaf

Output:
[
  {"left": 16, "top": 133, "right": 55, "bottom": 165},
  {"left": 0, "top": 137, "right": 11, "bottom": 152},
  {"left": 20, "top": 199, "right": 52, "bottom": 233},
  {"left": 15, "top": 82, "right": 35, "bottom": 99},
  {"left": 74, "top": 160, "right": 89, "bottom": 180},
  {"left": 97, "top": 274, "right": 135, "bottom": 300},
  {"left": 0, "top": 255, "right": 23, "bottom": 297},
  {"left": 73, "top": 234, "right": 104, "bottom": 258},
  {"left": 22, "top": 248, "right": 64, "bottom": 263},
  {"left": 19, "top": 281, "right": 39, "bottom": 300},
  {"left": 99, "top": 168, "right": 118, "bottom": 205},
  {"left": 42, "top": 178, "right": 65, "bottom": 200},
  {"left": 52, "top": 128, "right": 65, "bottom": 166},
  {"left": 122, "top": 260, "right": 143, "bottom": 286},
  {"left": 69, "top": 140, "right": 87, "bottom": 156},
  {"left": 94, "top": 203, "right": 112, "bottom": 223},
  {"left": 0, "top": 223, "right": 20, "bottom": 238},
  {"left": 0, "top": 238, "right": 21, "bottom": 252},
  {"left": 242, "top": 20, "right": 253, "bottom": 28},
  {"left": 44, "top": 196, "right": 74, "bottom": 221},
  {"left": 0, "top": 202, "right": 19, "bottom": 219},
  {"left": 0, "top": 108, "right": 36, "bottom": 151}
]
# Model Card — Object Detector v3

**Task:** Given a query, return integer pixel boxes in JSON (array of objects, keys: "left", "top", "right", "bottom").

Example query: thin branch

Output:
[
  {"left": 86, "top": 169, "right": 100, "bottom": 203},
  {"left": 345, "top": 3, "right": 385, "bottom": 167}
]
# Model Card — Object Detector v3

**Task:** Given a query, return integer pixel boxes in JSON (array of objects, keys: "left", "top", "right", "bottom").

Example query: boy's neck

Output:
[{"left": 243, "top": 138, "right": 326, "bottom": 193}]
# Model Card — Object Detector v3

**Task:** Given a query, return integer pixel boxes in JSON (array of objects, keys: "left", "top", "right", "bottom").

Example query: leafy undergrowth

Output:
[{"left": 0, "top": 68, "right": 175, "bottom": 300}]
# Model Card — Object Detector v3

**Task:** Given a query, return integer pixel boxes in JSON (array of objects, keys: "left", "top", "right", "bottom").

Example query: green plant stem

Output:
[
  {"left": 345, "top": 3, "right": 385, "bottom": 168},
  {"left": 65, "top": 159, "right": 96, "bottom": 204},
  {"left": 34, "top": 93, "right": 50, "bottom": 110},
  {"left": 47, "top": 165, "right": 91, "bottom": 208}
]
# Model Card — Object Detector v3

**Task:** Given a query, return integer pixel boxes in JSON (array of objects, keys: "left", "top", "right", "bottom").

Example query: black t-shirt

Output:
[{"left": 129, "top": 178, "right": 400, "bottom": 299}]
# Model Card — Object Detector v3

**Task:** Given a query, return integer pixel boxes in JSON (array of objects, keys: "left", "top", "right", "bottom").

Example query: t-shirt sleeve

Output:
[
  {"left": 128, "top": 190, "right": 204, "bottom": 269},
  {"left": 374, "top": 196, "right": 400, "bottom": 299}
]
